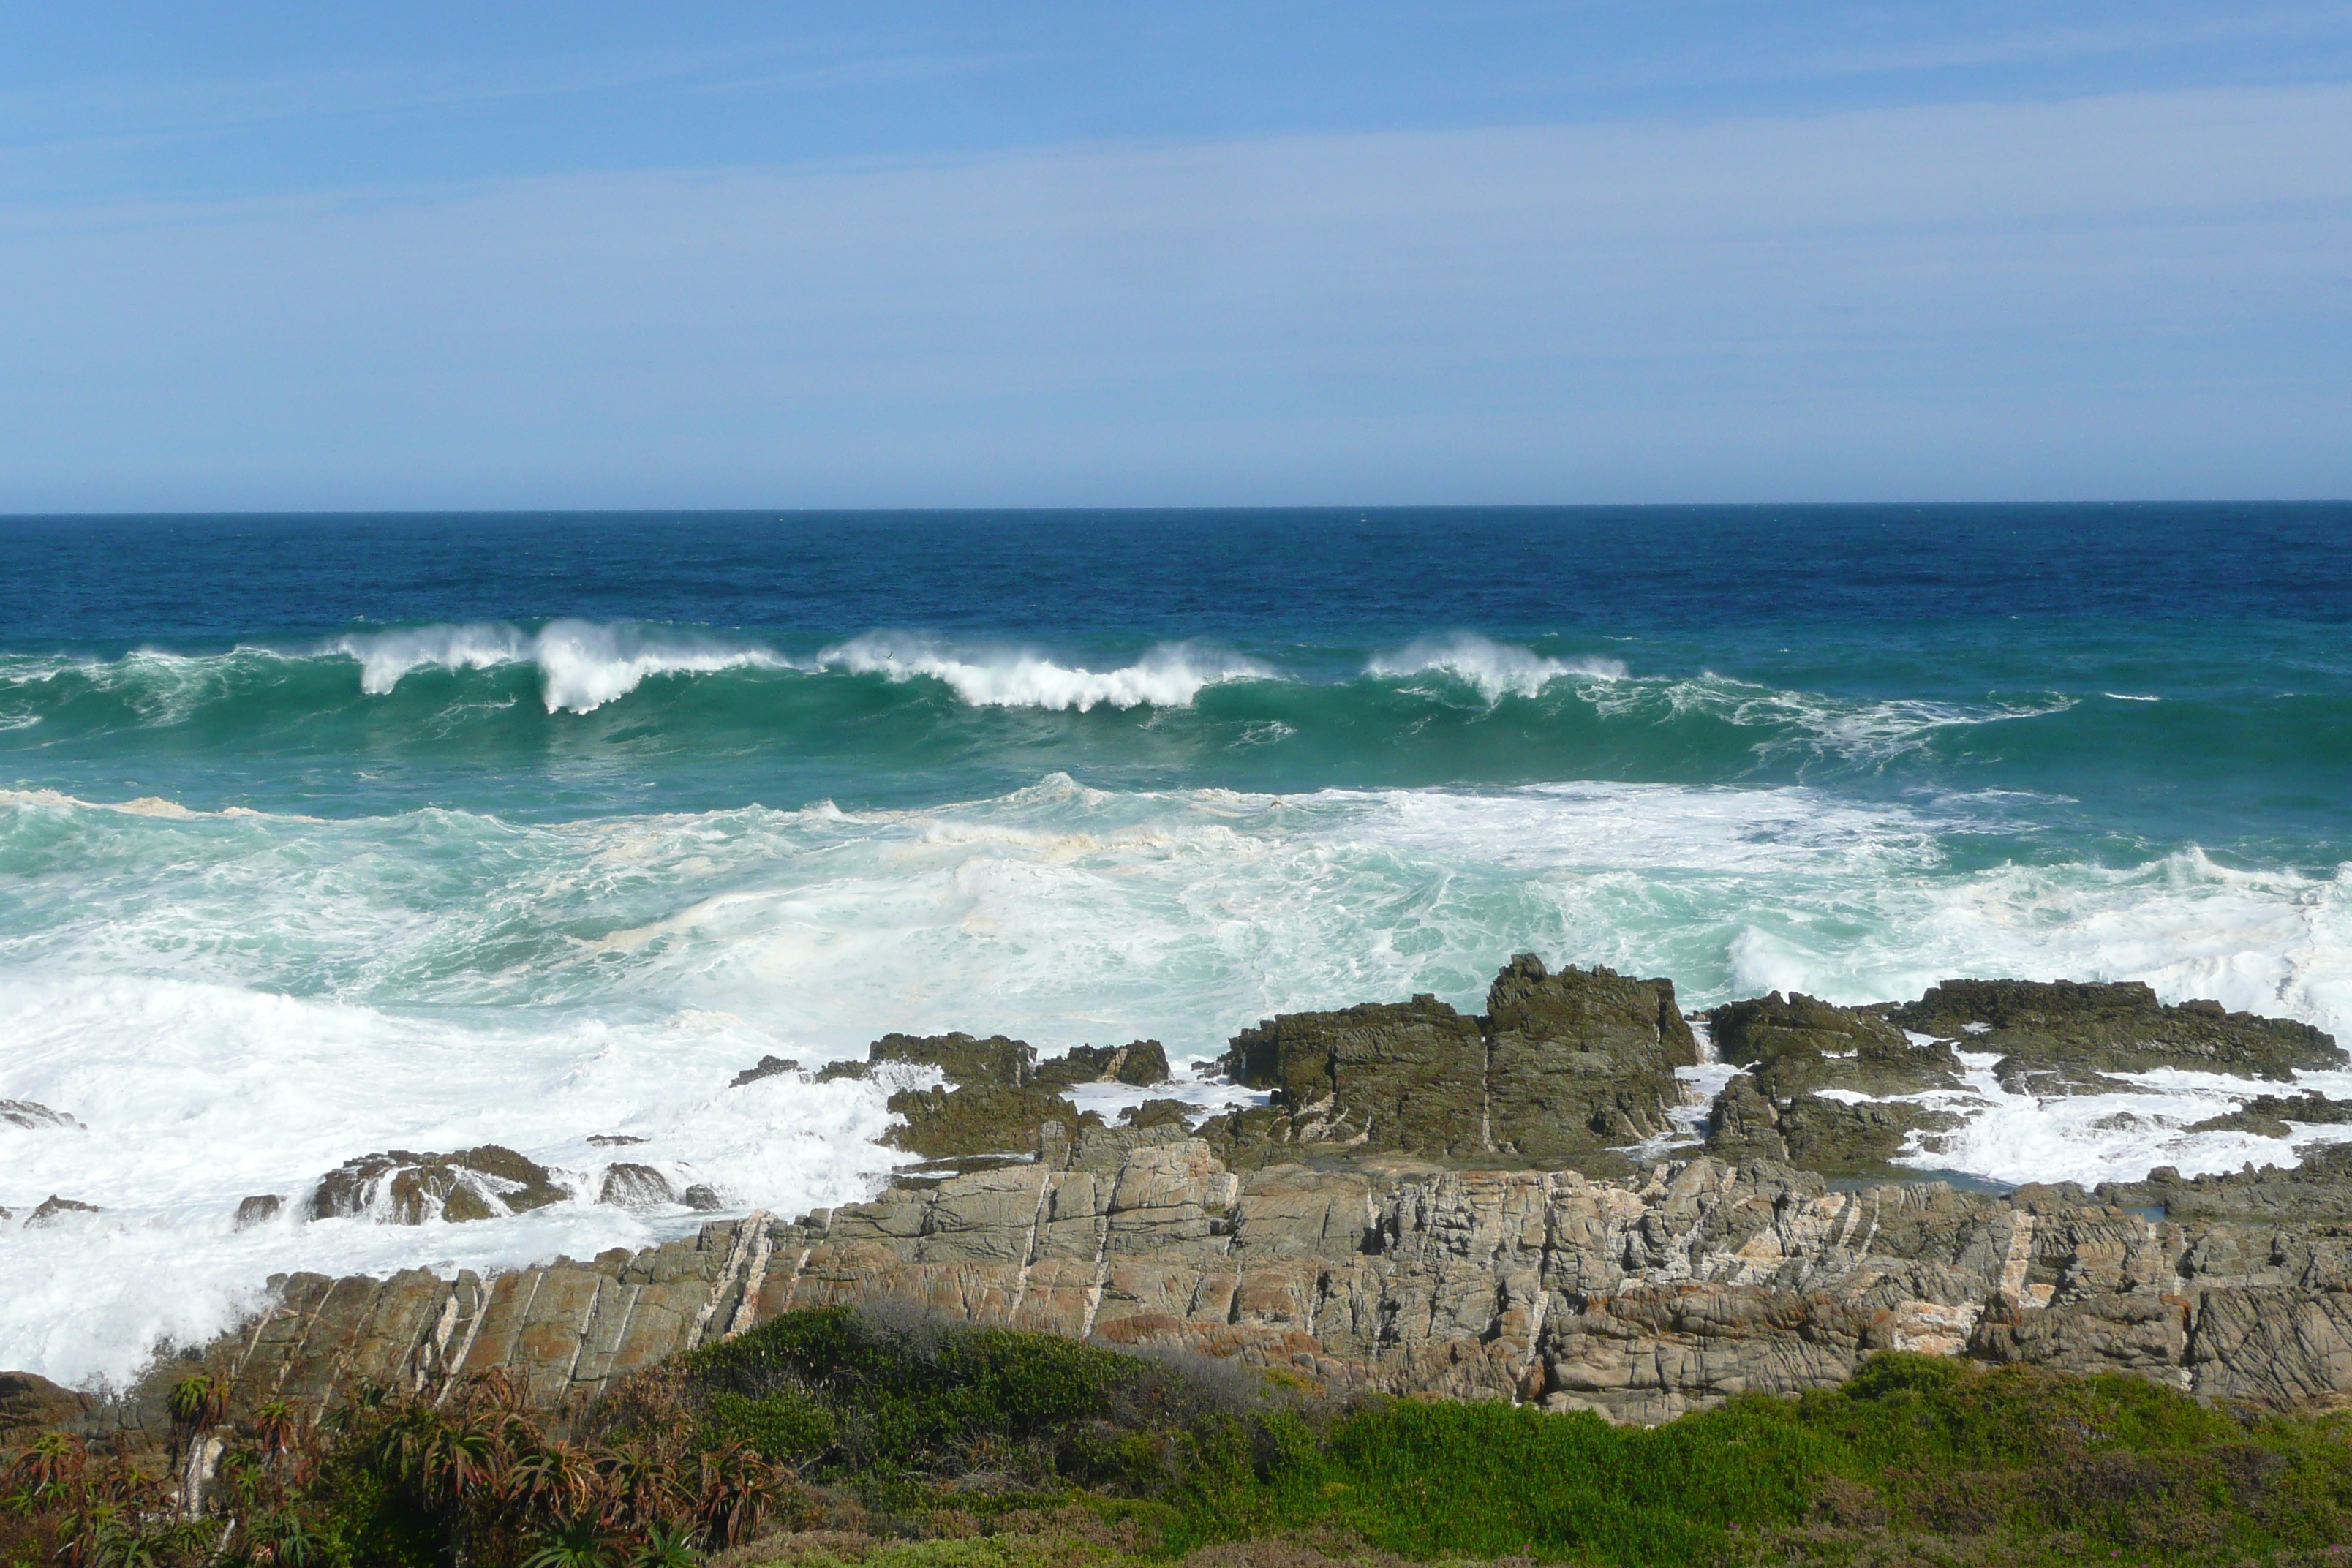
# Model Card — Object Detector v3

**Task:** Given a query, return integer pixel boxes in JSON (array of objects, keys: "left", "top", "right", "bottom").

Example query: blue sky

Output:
[{"left": 3, "top": 3, "right": 2350, "bottom": 507}]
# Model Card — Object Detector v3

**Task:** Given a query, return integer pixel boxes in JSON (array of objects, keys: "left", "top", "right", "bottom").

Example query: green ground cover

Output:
[{"left": 10, "top": 1308, "right": 2352, "bottom": 1568}]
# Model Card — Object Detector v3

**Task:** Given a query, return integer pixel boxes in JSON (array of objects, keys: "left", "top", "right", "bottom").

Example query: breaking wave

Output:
[
  {"left": 815, "top": 633, "right": 1274, "bottom": 711},
  {"left": 1365, "top": 633, "right": 1627, "bottom": 701},
  {"left": 330, "top": 621, "right": 794, "bottom": 714}
]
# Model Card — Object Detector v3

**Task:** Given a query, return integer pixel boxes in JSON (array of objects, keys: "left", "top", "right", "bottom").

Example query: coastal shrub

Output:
[
  {"left": 13, "top": 1330, "right": 2352, "bottom": 1568},
  {"left": 687, "top": 1309, "right": 1262, "bottom": 1493}
]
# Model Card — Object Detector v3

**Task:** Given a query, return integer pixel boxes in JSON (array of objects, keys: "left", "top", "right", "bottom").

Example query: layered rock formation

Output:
[
  {"left": 16, "top": 954, "right": 2352, "bottom": 1452},
  {"left": 39, "top": 1128, "right": 2352, "bottom": 1460}
]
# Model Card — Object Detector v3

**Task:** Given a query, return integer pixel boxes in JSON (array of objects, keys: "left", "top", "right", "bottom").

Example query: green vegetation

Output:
[{"left": 10, "top": 1311, "right": 2352, "bottom": 1568}]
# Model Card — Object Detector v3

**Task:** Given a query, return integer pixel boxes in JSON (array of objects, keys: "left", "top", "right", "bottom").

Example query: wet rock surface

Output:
[
  {"left": 1209, "top": 955, "right": 1694, "bottom": 1169},
  {"left": 1036, "top": 1040, "right": 1172, "bottom": 1086},
  {"left": 307, "top": 1145, "right": 568, "bottom": 1224},
  {"left": 1893, "top": 978, "right": 2342, "bottom": 1083},
  {"left": 1, "top": 1098, "right": 80, "bottom": 1131}
]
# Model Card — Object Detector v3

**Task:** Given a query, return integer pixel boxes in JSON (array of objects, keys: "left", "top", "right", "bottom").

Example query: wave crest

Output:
[
  {"left": 818, "top": 634, "right": 1273, "bottom": 711},
  {"left": 1365, "top": 634, "right": 1628, "bottom": 702},
  {"left": 330, "top": 622, "right": 791, "bottom": 714}
]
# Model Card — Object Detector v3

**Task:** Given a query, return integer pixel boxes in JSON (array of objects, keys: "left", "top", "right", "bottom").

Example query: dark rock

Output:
[
  {"left": 1485, "top": 954, "right": 1697, "bottom": 1158},
  {"left": 587, "top": 1134, "right": 647, "bottom": 1147},
  {"left": 0, "top": 1099, "right": 80, "bottom": 1131},
  {"left": 1036, "top": 1040, "right": 1171, "bottom": 1086},
  {"left": 1703, "top": 1077, "right": 1960, "bottom": 1177},
  {"left": 679, "top": 1183, "right": 725, "bottom": 1212},
  {"left": 884, "top": 1082, "right": 1098, "bottom": 1161},
  {"left": 233, "top": 1194, "right": 284, "bottom": 1230},
  {"left": 1218, "top": 955, "right": 1699, "bottom": 1164},
  {"left": 1703, "top": 1076, "right": 1787, "bottom": 1162},
  {"left": 1711, "top": 992, "right": 1964, "bottom": 1098},
  {"left": 597, "top": 1164, "right": 676, "bottom": 1208},
  {"left": 23, "top": 1195, "right": 99, "bottom": 1226},
  {"left": 2186, "top": 1091, "right": 2352, "bottom": 1137},
  {"left": 2100, "top": 1142, "right": 2352, "bottom": 1222},
  {"left": 1894, "top": 978, "right": 2342, "bottom": 1083},
  {"left": 820, "top": 1032, "right": 1038, "bottom": 1088},
  {"left": 308, "top": 1146, "right": 568, "bottom": 1224},
  {"left": 1221, "top": 992, "right": 1487, "bottom": 1156},
  {"left": 1119, "top": 1098, "right": 1194, "bottom": 1128},
  {"left": 728, "top": 1055, "right": 800, "bottom": 1088}
]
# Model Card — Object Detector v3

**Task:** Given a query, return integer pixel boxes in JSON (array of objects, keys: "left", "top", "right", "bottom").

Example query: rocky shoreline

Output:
[{"left": 11, "top": 954, "right": 2352, "bottom": 1459}]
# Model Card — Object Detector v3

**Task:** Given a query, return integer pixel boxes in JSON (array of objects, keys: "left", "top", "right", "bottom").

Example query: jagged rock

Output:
[
  {"left": 1222, "top": 992, "right": 1486, "bottom": 1155},
  {"left": 885, "top": 1082, "right": 1098, "bottom": 1164},
  {"left": 2185, "top": 1091, "right": 2352, "bottom": 1138},
  {"left": 1894, "top": 979, "right": 2342, "bottom": 1084},
  {"left": 1, "top": 1099, "right": 80, "bottom": 1131},
  {"left": 25, "top": 1129, "right": 2352, "bottom": 1456},
  {"left": 728, "top": 1055, "right": 800, "bottom": 1088},
  {"left": 2100, "top": 1142, "right": 2352, "bottom": 1222},
  {"left": 597, "top": 1164, "right": 676, "bottom": 1208},
  {"left": 818, "top": 1032, "right": 1039, "bottom": 1088},
  {"left": 1710, "top": 992, "right": 1964, "bottom": 1097},
  {"left": 1485, "top": 954, "right": 1696, "bottom": 1156},
  {"left": 1036, "top": 1040, "right": 1172, "bottom": 1086},
  {"left": 1120, "top": 1098, "right": 1194, "bottom": 1128},
  {"left": 872, "top": 1032, "right": 1036, "bottom": 1086},
  {"left": 587, "top": 1134, "right": 647, "bottom": 1147},
  {"left": 233, "top": 1195, "right": 284, "bottom": 1230},
  {"left": 1701, "top": 1076, "right": 1959, "bottom": 1177},
  {"left": 23, "top": 1195, "right": 99, "bottom": 1227},
  {"left": 1216, "top": 955, "right": 1695, "bottom": 1165},
  {"left": 308, "top": 1146, "right": 568, "bottom": 1224},
  {"left": 679, "top": 1183, "right": 725, "bottom": 1212}
]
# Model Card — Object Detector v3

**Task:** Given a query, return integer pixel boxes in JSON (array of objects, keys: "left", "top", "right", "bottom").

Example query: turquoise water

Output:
[{"left": 2, "top": 505, "right": 2349, "bottom": 1384}]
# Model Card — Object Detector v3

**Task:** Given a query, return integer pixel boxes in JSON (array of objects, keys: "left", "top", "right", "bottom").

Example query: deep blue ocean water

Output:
[
  {"left": 4, "top": 504, "right": 2351, "bottom": 1384},
  {"left": 5, "top": 505, "right": 2349, "bottom": 847}
]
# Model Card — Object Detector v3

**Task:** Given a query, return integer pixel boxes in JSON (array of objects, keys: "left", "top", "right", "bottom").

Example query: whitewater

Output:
[{"left": 3, "top": 504, "right": 2349, "bottom": 1389}]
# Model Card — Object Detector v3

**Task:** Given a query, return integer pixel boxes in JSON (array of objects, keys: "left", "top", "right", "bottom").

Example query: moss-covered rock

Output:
[
  {"left": 1710, "top": 992, "right": 1963, "bottom": 1098},
  {"left": 1036, "top": 1041, "right": 1171, "bottom": 1087},
  {"left": 885, "top": 1083, "right": 1098, "bottom": 1164},
  {"left": 1485, "top": 954, "right": 1695, "bottom": 1157},
  {"left": 1893, "top": 979, "right": 2342, "bottom": 1084}
]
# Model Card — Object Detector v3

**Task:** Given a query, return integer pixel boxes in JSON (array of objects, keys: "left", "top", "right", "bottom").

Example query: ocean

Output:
[{"left": 4, "top": 503, "right": 2350, "bottom": 1386}]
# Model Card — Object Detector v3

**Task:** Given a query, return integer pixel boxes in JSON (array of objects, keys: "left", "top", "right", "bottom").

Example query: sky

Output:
[{"left": 2, "top": 2, "right": 2350, "bottom": 508}]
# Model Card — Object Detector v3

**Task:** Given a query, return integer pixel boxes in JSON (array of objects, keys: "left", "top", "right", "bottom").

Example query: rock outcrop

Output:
[
  {"left": 307, "top": 1146, "right": 569, "bottom": 1224},
  {"left": 1893, "top": 979, "right": 2344, "bottom": 1088},
  {"left": 1036, "top": 1041, "right": 1172, "bottom": 1087},
  {"left": 1207, "top": 956, "right": 1693, "bottom": 1169},
  {"left": 52, "top": 1131, "right": 2352, "bottom": 1458},
  {"left": 1, "top": 1098, "right": 80, "bottom": 1131}
]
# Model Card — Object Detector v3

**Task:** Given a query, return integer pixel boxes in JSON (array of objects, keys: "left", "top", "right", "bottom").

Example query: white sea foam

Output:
[
  {"left": 818, "top": 634, "right": 1274, "bottom": 710},
  {"left": 1365, "top": 633, "right": 1627, "bottom": 702},
  {"left": 5, "top": 777, "right": 2351, "bottom": 1384},
  {"left": 330, "top": 622, "right": 794, "bottom": 713}
]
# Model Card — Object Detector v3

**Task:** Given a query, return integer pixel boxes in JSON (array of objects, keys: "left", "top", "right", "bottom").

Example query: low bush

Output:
[{"left": 11, "top": 1313, "right": 2352, "bottom": 1568}]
